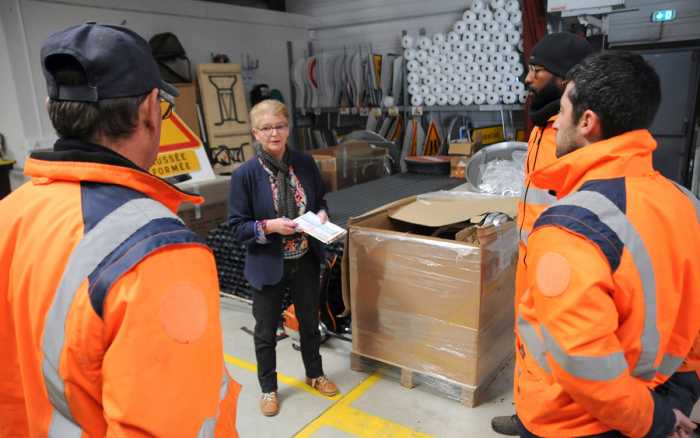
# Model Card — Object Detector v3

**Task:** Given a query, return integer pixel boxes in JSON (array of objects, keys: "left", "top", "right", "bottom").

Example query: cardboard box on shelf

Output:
[
  {"left": 313, "top": 140, "right": 389, "bottom": 190},
  {"left": 312, "top": 154, "right": 338, "bottom": 192},
  {"left": 343, "top": 191, "right": 518, "bottom": 404},
  {"left": 173, "top": 83, "right": 200, "bottom": 138},
  {"left": 448, "top": 141, "right": 475, "bottom": 156},
  {"left": 176, "top": 175, "right": 231, "bottom": 239}
]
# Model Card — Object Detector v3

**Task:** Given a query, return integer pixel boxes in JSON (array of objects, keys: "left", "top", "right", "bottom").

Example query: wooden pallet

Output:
[{"left": 350, "top": 351, "right": 511, "bottom": 407}]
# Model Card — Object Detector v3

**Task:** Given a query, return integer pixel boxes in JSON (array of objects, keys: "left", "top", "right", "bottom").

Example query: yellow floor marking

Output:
[
  {"left": 294, "top": 373, "right": 434, "bottom": 438},
  {"left": 224, "top": 353, "right": 341, "bottom": 401}
]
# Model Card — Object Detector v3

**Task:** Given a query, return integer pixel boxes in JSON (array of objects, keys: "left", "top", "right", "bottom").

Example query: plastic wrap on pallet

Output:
[{"left": 347, "top": 199, "right": 516, "bottom": 395}]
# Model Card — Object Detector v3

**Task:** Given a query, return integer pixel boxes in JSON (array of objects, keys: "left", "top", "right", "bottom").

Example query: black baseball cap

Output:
[
  {"left": 41, "top": 22, "right": 179, "bottom": 102},
  {"left": 529, "top": 32, "right": 593, "bottom": 79}
]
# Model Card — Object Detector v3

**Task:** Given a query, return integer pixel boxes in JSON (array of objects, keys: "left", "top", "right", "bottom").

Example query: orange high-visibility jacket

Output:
[
  {"left": 0, "top": 142, "right": 240, "bottom": 437},
  {"left": 514, "top": 130, "right": 700, "bottom": 437}
]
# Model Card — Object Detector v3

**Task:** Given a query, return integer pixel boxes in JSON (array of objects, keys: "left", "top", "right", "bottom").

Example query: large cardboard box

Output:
[
  {"left": 312, "top": 154, "right": 338, "bottom": 192},
  {"left": 313, "top": 141, "right": 389, "bottom": 190},
  {"left": 176, "top": 176, "right": 230, "bottom": 238},
  {"left": 173, "top": 83, "right": 200, "bottom": 138},
  {"left": 345, "top": 192, "right": 518, "bottom": 395}
]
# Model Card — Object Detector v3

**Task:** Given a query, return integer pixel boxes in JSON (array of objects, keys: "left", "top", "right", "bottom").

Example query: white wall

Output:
[
  {"left": 288, "top": 0, "right": 474, "bottom": 55},
  {"left": 0, "top": 0, "right": 317, "bottom": 174}
]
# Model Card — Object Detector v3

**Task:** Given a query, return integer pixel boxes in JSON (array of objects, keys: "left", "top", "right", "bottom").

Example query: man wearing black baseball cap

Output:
[
  {"left": 492, "top": 32, "right": 593, "bottom": 436},
  {"left": 0, "top": 23, "right": 240, "bottom": 436}
]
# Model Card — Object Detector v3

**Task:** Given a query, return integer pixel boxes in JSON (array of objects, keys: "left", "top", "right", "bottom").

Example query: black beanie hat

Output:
[{"left": 529, "top": 32, "right": 593, "bottom": 78}]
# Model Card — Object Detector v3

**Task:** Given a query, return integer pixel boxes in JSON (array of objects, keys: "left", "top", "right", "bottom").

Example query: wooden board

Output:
[{"left": 208, "top": 133, "right": 253, "bottom": 176}]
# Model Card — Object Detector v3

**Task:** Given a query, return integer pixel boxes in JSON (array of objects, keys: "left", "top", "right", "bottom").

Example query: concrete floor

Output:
[{"left": 219, "top": 296, "right": 515, "bottom": 438}]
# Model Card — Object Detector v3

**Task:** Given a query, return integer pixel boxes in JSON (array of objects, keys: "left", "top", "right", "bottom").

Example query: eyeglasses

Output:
[
  {"left": 256, "top": 123, "right": 289, "bottom": 135},
  {"left": 159, "top": 90, "right": 175, "bottom": 120},
  {"left": 528, "top": 65, "right": 546, "bottom": 75}
]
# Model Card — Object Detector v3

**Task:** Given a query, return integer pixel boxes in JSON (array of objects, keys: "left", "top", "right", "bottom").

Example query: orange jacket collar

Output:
[
  {"left": 24, "top": 158, "right": 203, "bottom": 213},
  {"left": 531, "top": 129, "right": 657, "bottom": 198}
]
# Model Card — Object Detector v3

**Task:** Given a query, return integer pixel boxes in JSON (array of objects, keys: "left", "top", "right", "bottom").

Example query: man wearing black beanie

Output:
[{"left": 492, "top": 32, "right": 593, "bottom": 436}]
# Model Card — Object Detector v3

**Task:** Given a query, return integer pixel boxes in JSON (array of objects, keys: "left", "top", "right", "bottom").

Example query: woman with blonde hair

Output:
[{"left": 228, "top": 99, "right": 339, "bottom": 417}]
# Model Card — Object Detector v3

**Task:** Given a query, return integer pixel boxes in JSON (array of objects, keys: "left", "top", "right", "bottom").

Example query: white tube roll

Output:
[
  {"left": 509, "top": 10, "right": 523, "bottom": 24},
  {"left": 519, "top": 91, "right": 528, "bottom": 104},
  {"left": 467, "top": 82, "right": 480, "bottom": 93},
  {"left": 478, "top": 10, "right": 494, "bottom": 23},
  {"left": 462, "top": 10, "right": 477, "bottom": 23},
  {"left": 460, "top": 52, "right": 474, "bottom": 64},
  {"left": 471, "top": 0, "right": 486, "bottom": 12},
  {"left": 438, "top": 54, "right": 448, "bottom": 65},
  {"left": 451, "top": 74, "right": 462, "bottom": 86},
  {"left": 486, "top": 92, "right": 500, "bottom": 105},
  {"left": 448, "top": 94, "right": 461, "bottom": 106},
  {"left": 510, "top": 82, "right": 525, "bottom": 93},
  {"left": 440, "top": 42, "right": 452, "bottom": 53},
  {"left": 489, "top": 72, "right": 503, "bottom": 83},
  {"left": 478, "top": 32, "right": 491, "bottom": 44},
  {"left": 429, "top": 64, "right": 441, "bottom": 75},
  {"left": 480, "top": 82, "right": 494, "bottom": 93},
  {"left": 433, "top": 32, "right": 446, "bottom": 45},
  {"left": 421, "top": 84, "right": 431, "bottom": 96},
  {"left": 473, "top": 92, "right": 487, "bottom": 105},
  {"left": 486, "top": 21, "right": 501, "bottom": 34},
  {"left": 492, "top": 32, "right": 507, "bottom": 44},
  {"left": 483, "top": 42, "right": 498, "bottom": 54},
  {"left": 430, "top": 84, "right": 443, "bottom": 95},
  {"left": 511, "top": 63, "right": 524, "bottom": 75},
  {"left": 411, "top": 94, "right": 424, "bottom": 106},
  {"left": 490, "top": 0, "right": 505, "bottom": 9},
  {"left": 469, "top": 22, "right": 484, "bottom": 33},
  {"left": 461, "top": 93, "right": 474, "bottom": 106},
  {"left": 448, "top": 52, "right": 461, "bottom": 64},
  {"left": 475, "top": 52, "right": 489, "bottom": 64},
  {"left": 429, "top": 46, "right": 441, "bottom": 58},
  {"left": 505, "top": 0, "right": 519, "bottom": 13},
  {"left": 498, "top": 42, "right": 512, "bottom": 53},
  {"left": 448, "top": 31, "right": 460, "bottom": 43},
  {"left": 482, "top": 63, "right": 496, "bottom": 74},
  {"left": 490, "top": 54, "right": 505, "bottom": 64},
  {"left": 502, "top": 21, "right": 516, "bottom": 32},
  {"left": 468, "top": 42, "right": 482, "bottom": 53},
  {"left": 460, "top": 72, "right": 473, "bottom": 84},
  {"left": 404, "top": 48, "right": 417, "bottom": 60},
  {"left": 497, "top": 62, "right": 511, "bottom": 74},
  {"left": 518, "top": 39, "right": 524, "bottom": 52},
  {"left": 462, "top": 32, "right": 477, "bottom": 43},
  {"left": 453, "top": 42, "right": 467, "bottom": 53},
  {"left": 408, "top": 84, "right": 420, "bottom": 95},
  {"left": 505, "top": 51, "right": 520, "bottom": 64},
  {"left": 418, "top": 66, "right": 429, "bottom": 78},
  {"left": 468, "top": 63, "right": 481, "bottom": 74},
  {"left": 455, "top": 20, "right": 469, "bottom": 34},
  {"left": 494, "top": 83, "right": 508, "bottom": 94},
  {"left": 407, "top": 60, "right": 420, "bottom": 71},
  {"left": 474, "top": 73, "right": 487, "bottom": 83},
  {"left": 437, "top": 94, "right": 449, "bottom": 106},
  {"left": 418, "top": 36, "right": 432, "bottom": 50},
  {"left": 455, "top": 83, "right": 468, "bottom": 94},
  {"left": 442, "top": 64, "right": 455, "bottom": 76},
  {"left": 407, "top": 72, "right": 420, "bottom": 84},
  {"left": 401, "top": 35, "right": 415, "bottom": 49},
  {"left": 423, "top": 75, "right": 436, "bottom": 86},
  {"left": 494, "top": 8, "right": 509, "bottom": 22},
  {"left": 424, "top": 94, "right": 437, "bottom": 106},
  {"left": 506, "top": 30, "right": 521, "bottom": 44},
  {"left": 438, "top": 75, "right": 450, "bottom": 84},
  {"left": 443, "top": 83, "right": 455, "bottom": 94},
  {"left": 502, "top": 92, "right": 517, "bottom": 104},
  {"left": 504, "top": 74, "right": 518, "bottom": 84},
  {"left": 454, "top": 62, "right": 467, "bottom": 74},
  {"left": 417, "top": 50, "right": 429, "bottom": 63}
]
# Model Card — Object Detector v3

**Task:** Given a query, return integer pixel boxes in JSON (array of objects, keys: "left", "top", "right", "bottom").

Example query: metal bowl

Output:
[{"left": 466, "top": 141, "right": 528, "bottom": 193}]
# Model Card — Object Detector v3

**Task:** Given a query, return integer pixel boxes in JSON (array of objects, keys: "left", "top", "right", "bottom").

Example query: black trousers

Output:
[{"left": 252, "top": 252, "right": 323, "bottom": 393}]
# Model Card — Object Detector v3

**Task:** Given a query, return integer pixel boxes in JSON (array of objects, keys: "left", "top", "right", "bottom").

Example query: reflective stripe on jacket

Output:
[
  {"left": 0, "top": 145, "right": 240, "bottom": 437},
  {"left": 514, "top": 129, "right": 700, "bottom": 437}
]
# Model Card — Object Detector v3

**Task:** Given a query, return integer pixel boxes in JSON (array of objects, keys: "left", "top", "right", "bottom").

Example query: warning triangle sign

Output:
[
  {"left": 159, "top": 111, "right": 202, "bottom": 152},
  {"left": 423, "top": 119, "right": 442, "bottom": 156}
]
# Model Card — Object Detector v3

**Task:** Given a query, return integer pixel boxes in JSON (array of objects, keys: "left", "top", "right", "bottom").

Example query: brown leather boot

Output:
[
  {"left": 260, "top": 392, "right": 279, "bottom": 416},
  {"left": 305, "top": 375, "right": 339, "bottom": 397}
]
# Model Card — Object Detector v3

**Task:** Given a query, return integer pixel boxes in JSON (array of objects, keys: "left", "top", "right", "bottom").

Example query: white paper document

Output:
[{"left": 293, "top": 211, "right": 347, "bottom": 244}]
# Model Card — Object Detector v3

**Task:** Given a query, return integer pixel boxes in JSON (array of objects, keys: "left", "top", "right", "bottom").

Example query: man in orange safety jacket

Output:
[
  {"left": 514, "top": 52, "right": 700, "bottom": 437},
  {"left": 0, "top": 23, "right": 240, "bottom": 436},
  {"left": 493, "top": 32, "right": 593, "bottom": 436}
]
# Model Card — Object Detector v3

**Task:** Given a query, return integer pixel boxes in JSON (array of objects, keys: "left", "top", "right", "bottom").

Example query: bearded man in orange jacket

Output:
[
  {"left": 514, "top": 51, "right": 700, "bottom": 438},
  {"left": 0, "top": 23, "right": 240, "bottom": 436}
]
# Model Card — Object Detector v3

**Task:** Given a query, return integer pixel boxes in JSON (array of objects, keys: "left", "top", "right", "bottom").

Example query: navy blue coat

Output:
[{"left": 228, "top": 148, "right": 328, "bottom": 289}]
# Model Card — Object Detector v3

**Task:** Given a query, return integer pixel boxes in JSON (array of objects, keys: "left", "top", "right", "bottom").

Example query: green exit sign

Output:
[{"left": 651, "top": 9, "right": 677, "bottom": 22}]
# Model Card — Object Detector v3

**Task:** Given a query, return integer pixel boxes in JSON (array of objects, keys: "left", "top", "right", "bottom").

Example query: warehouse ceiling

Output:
[{"left": 199, "top": 0, "right": 285, "bottom": 11}]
